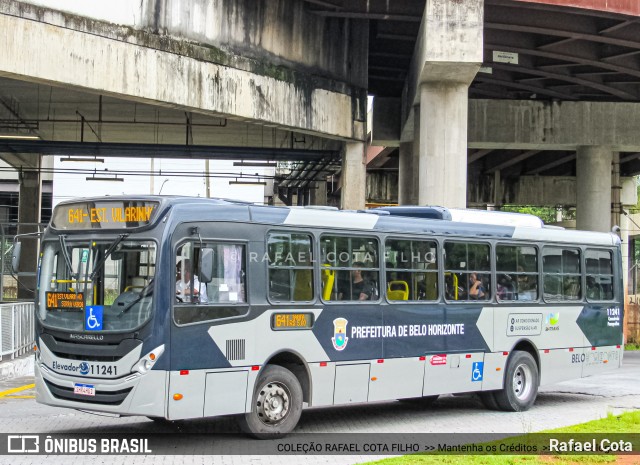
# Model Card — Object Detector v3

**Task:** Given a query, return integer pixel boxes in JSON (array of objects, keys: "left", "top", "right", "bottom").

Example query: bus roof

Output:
[{"left": 52, "top": 196, "right": 620, "bottom": 247}]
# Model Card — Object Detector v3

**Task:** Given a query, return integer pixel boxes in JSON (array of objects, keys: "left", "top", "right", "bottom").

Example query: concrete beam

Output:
[
  {"left": 469, "top": 100, "right": 640, "bottom": 151},
  {"left": 0, "top": 2, "right": 367, "bottom": 141},
  {"left": 340, "top": 142, "right": 366, "bottom": 210},
  {"left": 468, "top": 175, "right": 637, "bottom": 207}
]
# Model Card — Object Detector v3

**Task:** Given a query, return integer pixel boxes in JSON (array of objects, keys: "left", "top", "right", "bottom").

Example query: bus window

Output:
[
  {"left": 444, "top": 241, "right": 491, "bottom": 301},
  {"left": 174, "top": 242, "right": 247, "bottom": 324},
  {"left": 496, "top": 245, "right": 538, "bottom": 302},
  {"left": 267, "top": 233, "right": 314, "bottom": 302},
  {"left": 543, "top": 247, "right": 581, "bottom": 301},
  {"left": 585, "top": 249, "right": 614, "bottom": 301},
  {"left": 320, "top": 235, "right": 379, "bottom": 301},
  {"left": 384, "top": 239, "right": 438, "bottom": 301}
]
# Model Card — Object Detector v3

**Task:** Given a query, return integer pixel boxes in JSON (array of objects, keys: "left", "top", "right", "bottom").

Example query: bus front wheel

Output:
[
  {"left": 494, "top": 350, "right": 539, "bottom": 412},
  {"left": 238, "top": 365, "right": 303, "bottom": 438}
]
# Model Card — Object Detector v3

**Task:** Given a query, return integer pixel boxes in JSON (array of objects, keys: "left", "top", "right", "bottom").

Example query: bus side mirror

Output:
[
  {"left": 11, "top": 242, "right": 21, "bottom": 274},
  {"left": 199, "top": 248, "right": 214, "bottom": 283}
]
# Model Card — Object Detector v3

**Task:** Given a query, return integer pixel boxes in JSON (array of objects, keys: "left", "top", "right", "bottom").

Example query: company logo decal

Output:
[
  {"left": 79, "top": 362, "right": 90, "bottom": 376},
  {"left": 332, "top": 318, "right": 349, "bottom": 351},
  {"left": 430, "top": 354, "right": 447, "bottom": 366},
  {"left": 545, "top": 312, "right": 560, "bottom": 332}
]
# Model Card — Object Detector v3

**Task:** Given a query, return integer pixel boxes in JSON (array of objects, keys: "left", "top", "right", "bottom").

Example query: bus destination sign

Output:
[
  {"left": 46, "top": 292, "right": 85, "bottom": 311},
  {"left": 51, "top": 201, "right": 159, "bottom": 230},
  {"left": 271, "top": 312, "right": 314, "bottom": 330}
]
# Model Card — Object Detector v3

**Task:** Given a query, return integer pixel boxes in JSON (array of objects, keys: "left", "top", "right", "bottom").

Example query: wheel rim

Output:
[
  {"left": 256, "top": 381, "right": 291, "bottom": 425},
  {"left": 512, "top": 363, "right": 533, "bottom": 400}
]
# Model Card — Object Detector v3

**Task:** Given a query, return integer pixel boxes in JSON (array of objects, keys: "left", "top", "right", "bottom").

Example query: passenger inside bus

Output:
[
  {"left": 469, "top": 272, "right": 487, "bottom": 299},
  {"left": 340, "top": 262, "right": 376, "bottom": 300}
]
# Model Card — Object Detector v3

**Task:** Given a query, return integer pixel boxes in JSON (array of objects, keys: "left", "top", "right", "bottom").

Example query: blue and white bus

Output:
[{"left": 22, "top": 196, "right": 624, "bottom": 436}]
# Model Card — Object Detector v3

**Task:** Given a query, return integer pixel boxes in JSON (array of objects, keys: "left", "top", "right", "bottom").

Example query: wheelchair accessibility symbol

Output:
[
  {"left": 85, "top": 306, "right": 103, "bottom": 331},
  {"left": 471, "top": 362, "right": 484, "bottom": 382}
]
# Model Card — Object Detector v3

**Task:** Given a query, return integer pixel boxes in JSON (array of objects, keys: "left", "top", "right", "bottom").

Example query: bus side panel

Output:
[
  {"left": 204, "top": 370, "right": 248, "bottom": 417},
  {"left": 168, "top": 370, "right": 206, "bottom": 420},
  {"left": 368, "top": 357, "right": 424, "bottom": 401},
  {"left": 423, "top": 353, "right": 484, "bottom": 396},
  {"left": 538, "top": 348, "right": 585, "bottom": 385},
  {"left": 334, "top": 363, "right": 370, "bottom": 404},
  {"left": 308, "top": 362, "right": 336, "bottom": 407},
  {"left": 481, "top": 352, "right": 509, "bottom": 390},
  {"left": 492, "top": 306, "right": 585, "bottom": 352},
  {"left": 581, "top": 346, "right": 623, "bottom": 377}
]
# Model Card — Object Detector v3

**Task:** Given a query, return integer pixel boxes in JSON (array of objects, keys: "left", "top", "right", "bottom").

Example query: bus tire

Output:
[
  {"left": 478, "top": 391, "right": 499, "bottom": 410},
  {"left": 238, "top": 365, "right": 303, "bottom": 438},
  {"left": 493, "top": 351, "right": 539, "bottom": 412}
]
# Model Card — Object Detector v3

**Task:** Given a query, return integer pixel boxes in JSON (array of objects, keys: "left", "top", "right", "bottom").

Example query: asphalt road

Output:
[{"left": 0, "top": 352, "right": 638, "bottom": 464}]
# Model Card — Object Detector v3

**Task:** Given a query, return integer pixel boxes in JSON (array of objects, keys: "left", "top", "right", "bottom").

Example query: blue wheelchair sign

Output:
[
  {"left": 85, "top": 306, "right": 103, "bottom": 331},
  {"left": 471, "top": 362, "right": 484, "bottom": 382}
]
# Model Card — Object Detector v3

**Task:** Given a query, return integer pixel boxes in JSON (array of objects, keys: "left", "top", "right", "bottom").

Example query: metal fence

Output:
[
  {"left": 0, "top": 302, "right": 34, "bottom": 361},
  {"left": 0, "top": 222, "right": 47, "bottom": 302}
]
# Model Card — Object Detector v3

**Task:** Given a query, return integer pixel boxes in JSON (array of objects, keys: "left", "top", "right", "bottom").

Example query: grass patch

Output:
[
  {"left": 367, "top": 411, "right": 640, "bottom": 465},
  {"left": 624, "top": 343, "right": 640, "bottom": 351}
]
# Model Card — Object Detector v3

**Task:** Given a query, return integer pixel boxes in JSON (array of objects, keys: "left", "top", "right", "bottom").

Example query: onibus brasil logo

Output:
[{"left": 332, "top": 318, "right": 349, "bottom": 351}]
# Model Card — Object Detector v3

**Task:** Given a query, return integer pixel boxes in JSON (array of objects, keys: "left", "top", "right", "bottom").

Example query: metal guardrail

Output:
[
  {"left": 0, "top": 302, "right": 34, "bottom": 361},
  {"left": 0, "top": 222, "right": 47, "bottom": 302}
]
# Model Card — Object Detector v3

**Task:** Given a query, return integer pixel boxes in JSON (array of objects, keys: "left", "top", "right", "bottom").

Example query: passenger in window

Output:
[
  {"left": 497, "top": 274, "right": 514, "bottom": 300},
  {"left": 176, "top": 259, "right": 208, "bottom": 303},
  {"left": 343, "top": 262, "right": 376, "bottom": 301},
  {"left": 469, "top": 272, "right": 486, "bottom": 299},
  {"left": 517, "top": 267, "right": 536, "bottom": 301}
]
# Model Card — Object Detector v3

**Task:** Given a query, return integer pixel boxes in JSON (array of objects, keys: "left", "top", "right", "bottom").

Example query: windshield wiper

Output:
[
  {"left": 59, "top": 235, "right": 76, "bottom": 280},
  {"left": 117, "top": 279, "right": 153, "bottom": 317},
  {"left": 89, "top": 234, "right": 128, "bottom": 281}
]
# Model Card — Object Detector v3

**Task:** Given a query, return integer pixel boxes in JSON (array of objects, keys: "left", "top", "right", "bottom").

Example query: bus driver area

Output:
[{"left": 18, "top": 197, "right": 624, "bottom": 437}]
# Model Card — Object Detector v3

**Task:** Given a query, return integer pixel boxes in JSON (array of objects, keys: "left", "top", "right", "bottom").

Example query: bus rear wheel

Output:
[
  {"left": 494, "top": 350, "right": 539, "bottom": 412},
  {"left": 238, "top": 365, "right": 303, "bottom": 438}
]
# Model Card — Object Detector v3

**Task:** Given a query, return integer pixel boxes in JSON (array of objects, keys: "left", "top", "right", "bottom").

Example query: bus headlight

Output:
[{"left": 132, "top": 345, "right": 165, "bottom": 374}]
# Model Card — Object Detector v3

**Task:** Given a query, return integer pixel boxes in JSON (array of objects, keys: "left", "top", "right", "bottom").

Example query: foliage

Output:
[{"left": 500, "top": 206, "right": 558, "bottom": 224}]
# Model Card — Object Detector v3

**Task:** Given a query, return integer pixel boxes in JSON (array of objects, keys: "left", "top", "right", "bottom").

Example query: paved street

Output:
[{"left": 0, "top": 352, "right": 639, "bottom": 464}]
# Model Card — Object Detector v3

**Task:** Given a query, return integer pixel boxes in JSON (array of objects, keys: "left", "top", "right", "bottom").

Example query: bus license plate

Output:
[{"left": 73, "top": 383, "right": 95, "bottom": 397}]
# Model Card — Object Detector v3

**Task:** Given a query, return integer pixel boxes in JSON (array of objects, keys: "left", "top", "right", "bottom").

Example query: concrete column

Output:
[
  {"left": 412, "top": 0, "right": 483, "bottom": 208},
  {"left": 340, "top": 141, "right": 366, "bottom": 210},
  {"left": 418, "top": 81, "right": 470, "bottom": 208},
  {"left": 611, "top": 152, "right": 621, "bottom": 229},
  {"left": 576, "top": 146, "right": 612, "bottom": 232},
  {"left": 398, "top": 142, "right": 413, "bottom": 205},
  {"left": 17, "top": 165, "right": 42, "bottom": 300},
  {"left": 311, "top": 179, "right": 328, "bottom": 206}
]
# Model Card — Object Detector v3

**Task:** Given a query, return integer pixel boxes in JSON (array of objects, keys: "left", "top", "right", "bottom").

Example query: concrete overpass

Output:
[{"left": 2, "top": 0, "right": 640, "bottom": 296}]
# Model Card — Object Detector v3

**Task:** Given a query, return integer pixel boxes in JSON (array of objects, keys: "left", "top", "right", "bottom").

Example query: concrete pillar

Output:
[
  {"left": 413, "top": 0, "right": 483, "bottom": 208},
  {"left": 418, "top": 81, "right": 472, "bottom": 208},
  {"left": 311, "top": 179, "right": 328, "bottom": 206},
  {"left": 340, "top": 141, "right": 366, "bottom": 210},
  {"left": 576, "top": 146, "right": 612, "bottom": 232},
  {"left": 17, "top": 165, "right": 42, "bottom": 300},
  {"left": 611, "top": 152, "right": 621, "bottom": 229},
  {"left": 398, "top": 142, "right": 413, "bottom": 205}
]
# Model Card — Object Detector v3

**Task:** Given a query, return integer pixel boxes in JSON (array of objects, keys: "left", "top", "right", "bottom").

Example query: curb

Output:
[{"left": 0, "top": 355, "right": 35, "bottom": 380}]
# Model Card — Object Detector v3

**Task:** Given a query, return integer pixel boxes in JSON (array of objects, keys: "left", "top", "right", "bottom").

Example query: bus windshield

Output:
[{"left": 37, "top": 238, "right": 156, "bottom": 332}]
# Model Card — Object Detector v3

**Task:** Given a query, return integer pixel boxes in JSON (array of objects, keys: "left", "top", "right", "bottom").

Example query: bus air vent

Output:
[{"left": 226, "top": 339, "right": 246, "bottom": 361}]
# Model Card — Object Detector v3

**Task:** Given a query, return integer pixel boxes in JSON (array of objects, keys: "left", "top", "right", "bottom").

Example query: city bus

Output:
[{"left": 20, "top": 196, "right": 624, "bottom": 436}]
